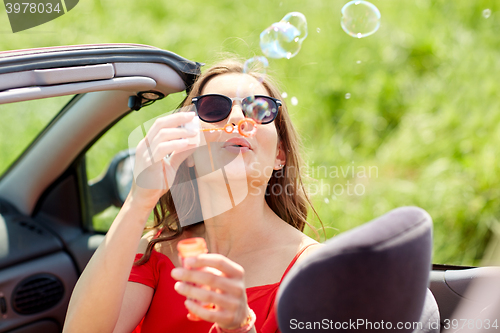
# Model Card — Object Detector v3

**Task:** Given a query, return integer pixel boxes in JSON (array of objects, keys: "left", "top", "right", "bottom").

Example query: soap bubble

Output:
[
  {"left": 243, "top": 56, "right": 269, "bottom": 82},
  {"left": 483, "top": 9, "right": 491, "bottom": 18},
  {"left": 291, "top": 96, "right": 298, "bottom": 106},
  {"left": 260, "top": 12, "right": 308, "bottom": 59},
  {"left": 260, "top": 22, "right": 301, "bottom": 59},
  {"left": 341, "top": 1, "right": 381, "bottom": 38},
  {"left": 345, "top": 93, "right": 351, "bottom": 99},
  {"left": 281, "top": 91, "right": 288, "bottom": 98},
  {"left": 317, "top": 27, "right": 321, "bottom": 33}
]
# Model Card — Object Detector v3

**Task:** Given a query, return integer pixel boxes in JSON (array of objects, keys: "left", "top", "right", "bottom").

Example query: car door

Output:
[{"left": 0, "top": 44, "right": 201, "bottom": 333}]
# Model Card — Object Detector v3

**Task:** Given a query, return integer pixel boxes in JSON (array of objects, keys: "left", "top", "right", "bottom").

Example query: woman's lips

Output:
[
  {"left": 222, "top": 137, "right": 252, "bottom": 153},
  {"left": 223, "top": 146, "right": 251, "bottom": 153}
]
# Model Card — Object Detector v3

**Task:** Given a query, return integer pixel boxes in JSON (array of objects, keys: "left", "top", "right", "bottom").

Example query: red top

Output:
[{"left": 128, "top": 244, "right": 315, "bottom": 333}]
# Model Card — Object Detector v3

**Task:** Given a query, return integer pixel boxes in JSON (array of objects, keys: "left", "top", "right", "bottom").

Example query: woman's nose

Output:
[{"left": 227, "top": 102, "right": 245, "bottom": 124}]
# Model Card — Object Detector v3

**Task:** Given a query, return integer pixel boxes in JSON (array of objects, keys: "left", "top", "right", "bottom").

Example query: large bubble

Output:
[
  {"left": 260, "top": 21, "right": 300, "bottom": 59},
  {"left": 260, "top": 12, "right": 308, "bottom": 59},
  {"left": 341, "top": 1, "right": 381, "bottom": 38}
]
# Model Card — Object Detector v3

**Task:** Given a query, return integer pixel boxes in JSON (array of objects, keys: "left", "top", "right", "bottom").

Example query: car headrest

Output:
[{"left": 276, "top": 206, "right": 433, "bottom": 333}]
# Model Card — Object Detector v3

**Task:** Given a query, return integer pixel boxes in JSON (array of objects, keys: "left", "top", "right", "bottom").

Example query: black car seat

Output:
[{"left": 276, "top": 206, "right": 439, "bottom": 333}]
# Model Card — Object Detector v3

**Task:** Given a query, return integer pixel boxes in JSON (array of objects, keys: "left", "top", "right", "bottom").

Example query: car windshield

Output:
[{"left": 0, "top": 96, "right": 73, "bottom": 176}]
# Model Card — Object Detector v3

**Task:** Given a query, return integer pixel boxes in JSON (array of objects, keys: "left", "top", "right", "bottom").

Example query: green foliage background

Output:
[{"left": 1, "top": 0, "right": 500, "bottom": 266}]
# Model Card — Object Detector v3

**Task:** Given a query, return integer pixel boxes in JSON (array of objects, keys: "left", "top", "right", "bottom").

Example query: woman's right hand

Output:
[{"left": 130, "top": 111, "right": 198, "bottom": 209}]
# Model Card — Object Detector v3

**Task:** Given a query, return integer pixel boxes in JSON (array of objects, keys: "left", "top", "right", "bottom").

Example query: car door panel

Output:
[
  {"left": 430, "top": 267, "right": 500, "bottom": 325},
  {"left": 0, "top": 213, "right": 62, "bottom": 270},
  {"left": 0, "top": 252, "right": 77, "bottom": 332}
]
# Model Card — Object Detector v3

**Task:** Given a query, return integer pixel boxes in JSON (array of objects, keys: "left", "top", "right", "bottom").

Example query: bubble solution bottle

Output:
[{"left": 177, "top": 237, "right": 210, "bottom": 321}]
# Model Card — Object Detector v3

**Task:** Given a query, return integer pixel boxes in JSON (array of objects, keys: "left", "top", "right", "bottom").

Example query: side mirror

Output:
[{"left": 89, "top": 149, "right": 135, "bottom": 215}]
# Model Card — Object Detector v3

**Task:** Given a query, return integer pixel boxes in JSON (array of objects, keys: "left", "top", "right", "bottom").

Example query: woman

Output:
[{"left": 64, "top": 59, "right": 323, "bottom": 333}]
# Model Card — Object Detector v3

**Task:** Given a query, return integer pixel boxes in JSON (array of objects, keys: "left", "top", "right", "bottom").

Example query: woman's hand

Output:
[
  {"left": 131, "top": 111, "right": 198, "bottom": 209},
  {"left": 171, "top": 254, "right": 253, "bottom": 330}
]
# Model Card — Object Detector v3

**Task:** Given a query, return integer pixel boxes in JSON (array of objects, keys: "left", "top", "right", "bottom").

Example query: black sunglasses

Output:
[{"left": 191, "top": 94, "right": 282, "bottom": 124}]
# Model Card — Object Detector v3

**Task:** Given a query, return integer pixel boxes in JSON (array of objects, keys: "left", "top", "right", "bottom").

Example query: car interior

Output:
[{"left": 0, "top": 44, "right": 498, "bottom": 333}]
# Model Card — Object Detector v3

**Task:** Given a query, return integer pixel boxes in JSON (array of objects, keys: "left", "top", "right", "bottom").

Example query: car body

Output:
[{"left": 0, "top": 44, "right": 497, "bottom": 332}]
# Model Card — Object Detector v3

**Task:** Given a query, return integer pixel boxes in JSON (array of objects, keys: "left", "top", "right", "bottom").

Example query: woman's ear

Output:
[{"left": 274, "top": 140, "right": 286, "bottom": 170}]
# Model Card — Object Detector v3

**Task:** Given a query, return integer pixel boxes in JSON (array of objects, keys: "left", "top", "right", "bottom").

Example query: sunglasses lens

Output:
[
  {"left": 195, "top": 95, "right": 279, "bottom": 124},
  {"left": 196, "top": 96, "right": 232, "bottom": 122},
  {"left": 242, "top": 96, "right": 278, "bottom": 124}
]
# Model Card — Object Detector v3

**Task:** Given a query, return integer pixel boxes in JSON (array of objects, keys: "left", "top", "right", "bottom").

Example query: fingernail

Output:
[
  {"left": 185, "top": 257, "right": 195, "bottom": 266},
  {"left": 174, "top": 282, "right": 182, "bottom": 291}
]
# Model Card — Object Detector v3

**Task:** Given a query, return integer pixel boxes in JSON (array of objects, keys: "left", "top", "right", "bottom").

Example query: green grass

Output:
[
  {"left": 1, "top": 0, "right": 500, "bottom": 266},
  {"left": 0, "top": 97, "right": 73, "bottom": 175}
]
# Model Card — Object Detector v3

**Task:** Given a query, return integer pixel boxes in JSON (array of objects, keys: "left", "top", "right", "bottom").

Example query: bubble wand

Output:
[
  {"left": 200, "top": 118, "right": 257, "bottom": 138},
  {"left": 181, "top": 115, "right": 258, "bottom": 141}
]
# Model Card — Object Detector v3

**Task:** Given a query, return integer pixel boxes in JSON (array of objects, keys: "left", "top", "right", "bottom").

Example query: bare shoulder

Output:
[
  {"left": 294, "top": 244, "right": 324, "bottom": 266},
  {"left": 135, "top": 228, "right": 179, "bottom": 265},
  {"left": 136, "top": 229, "right": 157, "bottom": 254},
  {"left": 137, "top": 225, "right": 205, "bottom": 265},
  {"left": 295, "top": 233, "right": 325, "bottom": 264},
  {"left": 273, "top": 222, "right": 323, "bottom": 260}
]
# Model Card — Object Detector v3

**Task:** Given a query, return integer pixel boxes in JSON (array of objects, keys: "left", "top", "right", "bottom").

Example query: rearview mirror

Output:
[{"left": 89, "top": 150, "right": 135, "bottom": 215}]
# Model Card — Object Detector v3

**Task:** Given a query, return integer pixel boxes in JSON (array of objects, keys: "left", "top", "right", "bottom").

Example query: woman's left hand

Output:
[{"left": 171, "top": 253, "right": 252, "bottom": 330}]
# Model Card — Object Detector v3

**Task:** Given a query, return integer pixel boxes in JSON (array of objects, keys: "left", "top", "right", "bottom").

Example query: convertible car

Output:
[{"left": 0, "top": 44, "right": 498, "bottom": 333}]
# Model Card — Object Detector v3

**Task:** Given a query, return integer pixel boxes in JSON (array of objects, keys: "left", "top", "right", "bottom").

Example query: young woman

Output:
[{"left": 64, "top": 59, "right": 323, "bottom": 333}]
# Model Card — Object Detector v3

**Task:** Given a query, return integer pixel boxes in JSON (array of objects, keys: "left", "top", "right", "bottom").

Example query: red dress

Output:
[{"left": 128, "top": 244, "right": 314, "bottom": 333}]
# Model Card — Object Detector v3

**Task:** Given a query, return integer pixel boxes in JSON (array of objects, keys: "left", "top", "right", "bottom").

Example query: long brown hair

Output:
[{"left": 135, "top": 58, "right": 323, "bottom": 265}]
